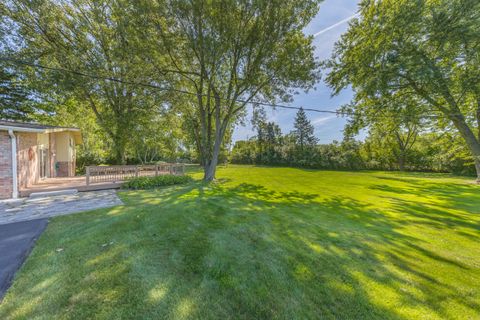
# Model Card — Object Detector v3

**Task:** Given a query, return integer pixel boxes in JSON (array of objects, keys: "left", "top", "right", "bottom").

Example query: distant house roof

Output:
[{"left": 0, "top": 120, "right": 82, "bottom": 144}]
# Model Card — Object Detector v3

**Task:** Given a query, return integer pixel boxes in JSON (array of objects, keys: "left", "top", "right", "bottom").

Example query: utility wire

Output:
[
  {"left": 0, "top": 57, "right": 452, "bottom": 120},
  {"left": 1, "top": 57, "right": 347, "bottom": 114}
]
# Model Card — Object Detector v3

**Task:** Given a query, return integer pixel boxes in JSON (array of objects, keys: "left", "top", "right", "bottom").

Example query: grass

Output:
[{"left": 1, "top": 165, "right": 479, "bottom": 319}]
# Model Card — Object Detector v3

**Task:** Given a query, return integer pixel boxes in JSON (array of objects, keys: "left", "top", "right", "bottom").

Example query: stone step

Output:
[{"left": 28, "top": 189, "right": 79, "bottom": 199}]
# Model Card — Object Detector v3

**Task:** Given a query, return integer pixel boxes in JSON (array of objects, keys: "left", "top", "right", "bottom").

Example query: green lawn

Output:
[{"left": 1, "top": 166, "right": 479, "bottom": 319}]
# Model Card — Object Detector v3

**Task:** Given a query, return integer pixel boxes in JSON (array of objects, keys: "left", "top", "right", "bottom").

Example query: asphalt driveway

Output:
[
  {"left": 0, "top": 219, "right": 48, "bottom": 301},
  {"left": 0, "top": 190, "right": 123, "bottom": 300}
]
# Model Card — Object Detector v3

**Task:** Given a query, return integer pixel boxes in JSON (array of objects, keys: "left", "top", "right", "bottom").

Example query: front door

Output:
[{"left": 39, "top": 148, "right": 48, "bottom": 179}]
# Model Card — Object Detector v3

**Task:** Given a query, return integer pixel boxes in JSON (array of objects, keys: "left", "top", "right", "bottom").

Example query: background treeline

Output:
[{"left": 231, "top": 108, "right": 476, "bottom": 176}]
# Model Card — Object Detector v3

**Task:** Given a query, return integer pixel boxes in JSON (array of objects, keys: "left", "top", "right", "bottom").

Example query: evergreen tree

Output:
[
  {"left": 292, "top": 108, "right": 317, "bottom": 149},
  {"left": 0, "top": 63, "right": 35, "bottom": 121}
]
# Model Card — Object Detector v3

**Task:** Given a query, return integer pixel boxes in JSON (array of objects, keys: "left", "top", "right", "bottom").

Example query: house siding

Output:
[
  {"left": 0, "top": 131, "right": 13, "bottom": 199},
  {"left": 17, "top": 132, "right": 39, "bottom": 188},
  {"left": 49, "top": 133, "right": 57, "bottom": 177},
  {"left": 55, "top": 132, "right": 76, "bottom": 177}
]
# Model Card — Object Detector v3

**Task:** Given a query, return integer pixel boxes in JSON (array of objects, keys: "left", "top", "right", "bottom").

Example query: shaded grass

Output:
[{"left": 0, "top": 166, "right": 479, "bottom": 319}]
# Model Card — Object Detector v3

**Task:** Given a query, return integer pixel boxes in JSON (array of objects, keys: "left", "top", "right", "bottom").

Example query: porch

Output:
[
  {"left": 19, "top": 176, "right": 121, "bottom": 197},
  {"left": 19, "top": 163, "right": 185, "bottom": 197}
]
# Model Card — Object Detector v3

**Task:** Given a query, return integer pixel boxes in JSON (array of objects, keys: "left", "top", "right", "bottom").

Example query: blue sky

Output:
[{"left": 232, "top": 0, "right": 360, "bottom": 144}]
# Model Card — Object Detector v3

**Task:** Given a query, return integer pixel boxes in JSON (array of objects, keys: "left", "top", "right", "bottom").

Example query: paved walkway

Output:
[
  {"left": 0, "top": 190, "right": 123, "bottom": 225},
  {"left": 0, "top": 219, "right": 48, "bottom": 300}
]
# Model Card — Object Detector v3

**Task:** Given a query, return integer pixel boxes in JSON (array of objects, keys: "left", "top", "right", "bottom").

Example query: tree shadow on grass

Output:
[
  {"left": 373, "top": 176, "right": 480, "bottom": 209},
  {"left": 369, "top": 176, "right": 480, "bottom": 235},
  {"left": 1, "top": 181, "right": 479, "bottom": 319}
]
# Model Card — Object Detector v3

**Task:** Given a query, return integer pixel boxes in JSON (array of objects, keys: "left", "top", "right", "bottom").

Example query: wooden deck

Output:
[
  {"left": 19, "top": 176, "right": 122, "bottom": 197},
  {"left": 19, "top": 164, "right": 185, "bottom": 197}
]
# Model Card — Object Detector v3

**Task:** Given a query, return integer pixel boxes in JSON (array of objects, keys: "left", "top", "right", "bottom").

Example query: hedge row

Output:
[{"left": 123, "top": 175, "right": 193, "bottom": 190}]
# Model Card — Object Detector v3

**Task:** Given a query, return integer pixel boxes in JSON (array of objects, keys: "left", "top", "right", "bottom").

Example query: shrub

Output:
[{"left": 123, "top": 175, "right": 193, "bottom": 190}]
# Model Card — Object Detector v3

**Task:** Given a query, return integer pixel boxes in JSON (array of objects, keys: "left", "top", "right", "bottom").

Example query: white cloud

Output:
[
  {"left": 312, "top": 115, "right": 336, "bottom": 126},
  {"left": 312, "top": 13, "right": 359, "bottom": 38}
]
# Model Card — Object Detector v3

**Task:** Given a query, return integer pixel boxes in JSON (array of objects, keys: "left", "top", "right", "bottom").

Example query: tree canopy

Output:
[
  {"left": 2, "top": 0, "right": 322, "bottom": 178},
  {"left": 326, "top": 0, "right": 480, "bottom": 181},
  {"left": 3, "top": 0, "right": 479, "bottom": 181},
  {"left": 0, "top": 62, "right": 39, "bottom": 120},
  {"left": 140, "top": 0, "right": 322, "bottom": 180},
  {"left": 3, "top": 0, "right": 169, "bottom": 164}
]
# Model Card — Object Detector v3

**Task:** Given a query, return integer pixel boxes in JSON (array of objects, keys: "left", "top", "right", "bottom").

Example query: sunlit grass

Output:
[{"left": 1, "top": 165, "right": 479, "bottom": 319}]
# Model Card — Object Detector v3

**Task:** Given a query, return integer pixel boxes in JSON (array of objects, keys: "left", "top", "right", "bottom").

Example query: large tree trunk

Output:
[
  {"left": 450, "top": 114, "right": 480, "bottom": 183},
  {"left": 203, "top": 91, "right": 229, "bottom": 182},
  {"left": 475, "top": 159, "right": 480, "bottom": 183},
  {"left": 395, "top": 132, "right": 408, "bottom": 171},
  {"left": 203, "top": 134, "right": 223, "bottom": 181},
  {"left": 112, "top": 137, "right": 127, "bottom": 165},
  {"left": 204, "top": 158, "right": 218, "bottom": 181},
  {"left": 203, "top": 116, "right": 227, "bottom": 181},
  {"left": 398, "top": 153, "right": 406, "bottom": 171}
]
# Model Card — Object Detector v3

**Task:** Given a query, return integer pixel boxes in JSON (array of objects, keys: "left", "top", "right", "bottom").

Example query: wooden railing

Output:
[{"left": 86, "top": 163, "right": 185, "bottom": 185}]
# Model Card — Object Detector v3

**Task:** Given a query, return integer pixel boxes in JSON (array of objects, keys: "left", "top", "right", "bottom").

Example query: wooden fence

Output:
[{"left": 86, "top": 163, "right": 186, "bottom": 185}]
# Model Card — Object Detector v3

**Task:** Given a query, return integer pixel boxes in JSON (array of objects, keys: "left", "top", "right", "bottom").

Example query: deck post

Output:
[
  {"left": 155, "top": 164, "right": 159, "bottom": 177},
  {"left": 135, "top": 166, "right": 139, "bottom": 178},
  {"left": 86, "top": 167, "right": 90, "bottom": 186},
  {"left": 182, "top": 163, "right": 185, "bottom": 175}
]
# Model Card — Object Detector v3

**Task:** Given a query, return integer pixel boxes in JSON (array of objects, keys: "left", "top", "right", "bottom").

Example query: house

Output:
[{"left": 0, "top": 121, "right": 82, "bottom": 200}]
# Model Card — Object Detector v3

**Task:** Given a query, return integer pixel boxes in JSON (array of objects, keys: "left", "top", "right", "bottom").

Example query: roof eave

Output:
[
  {"left": 0, "top": 125, "right": 45, "bottom": 133},
  {"left": 44, "top": 128, "right": 81, "bottom": 134},
  {"left": 0, "top": 125, "right": 81, "bottom": 134}
]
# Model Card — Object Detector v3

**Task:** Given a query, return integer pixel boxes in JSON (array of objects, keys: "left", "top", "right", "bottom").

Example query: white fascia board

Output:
[
  {"left": 0, "top": 125, "right": 44, "bottom": 133},
  {"left": 0, "top": 125, "right": 80, "bottom": 134}
]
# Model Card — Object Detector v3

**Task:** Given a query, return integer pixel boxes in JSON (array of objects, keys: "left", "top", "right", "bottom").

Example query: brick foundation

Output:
[
  {"left": 0, "top": 131, "right": 13, "bottom": 199},
  {"left": 49, "top": 133, "right": 57, "bottom": 178},
  {"left": 56, "top": 161, "right": 74, "bottom": 177}
]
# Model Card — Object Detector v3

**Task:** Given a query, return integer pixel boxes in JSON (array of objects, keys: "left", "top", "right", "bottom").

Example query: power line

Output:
[
  {"left": 0, "top": 57, "right": 452, "bottom": 120},
  {"left": 1, "top": 57, "right": 348, "bottom": 115}
]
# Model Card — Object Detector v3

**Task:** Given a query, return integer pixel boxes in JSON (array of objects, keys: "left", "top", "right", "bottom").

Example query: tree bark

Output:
[
  {"left": 203, "top": 125, "right": 226, "bottom": 181},
  {"left": 112, "top": 135, "right": 127, "bottom": 165},
  {"left": 203, "top": 91, "right": 228, "bottom": 181},
  {"left": 398, "top": 154, "right": 406, "bottom": 171},
  {"left": 474, "top": 158, "right": 480, "bottom": 184},
  {"left": 476, "top": 95, "right": 480, "bottom": 141},
  {"left": 450, "top": 114, "right": 480, "bottom": 183},
  {"left": 394, "top": 133, "right": 406, "bottom": 171}
]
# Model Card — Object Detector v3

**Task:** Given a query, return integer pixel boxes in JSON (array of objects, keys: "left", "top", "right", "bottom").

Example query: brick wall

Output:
[
  {"left": 17, "top": 132, "right": 38, "bottom": 188},
  {"left": 0, "top": 131, "right": 13, "bottom": 199},
  {"left": 56, "top": 161, "right": 69, "bottom": 177},
  {"left": 56, "top": 161, "right": 75, "bottom": 177}
]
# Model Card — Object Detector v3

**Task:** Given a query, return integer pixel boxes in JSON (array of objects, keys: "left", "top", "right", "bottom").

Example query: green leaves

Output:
[
  {"left": 0, "top": 61, "right": 40, "bottom": 120},
  {"left": 145, "top": 0, "right": 322, "bottom": 179},
  {"left": 4, "top": 0, "right": 168, "bottom": 163},
  {"left": 3, "top": 0, "right": 322, "bottom": 173},
  {"left": 326, "top": 0, "right": 480, "bottom": 179}
]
